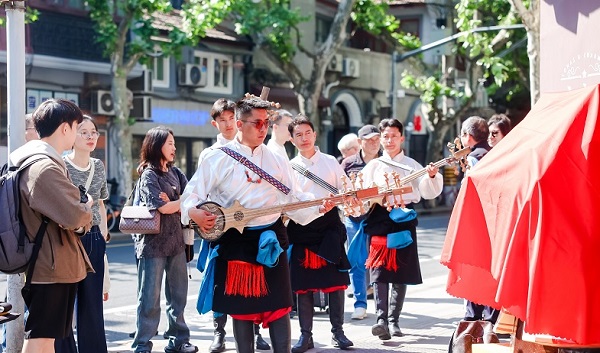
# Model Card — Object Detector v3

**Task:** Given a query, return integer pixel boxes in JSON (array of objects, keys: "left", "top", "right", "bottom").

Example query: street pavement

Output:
[
  {"left": 108, "top": 271, "right": 463, "bottom": 353},
  {"left": 0, "top": 210, "right": 462, "bottom": 353},
  {"left": 105, "top": 209, "right": 465, "bottom": 353}
]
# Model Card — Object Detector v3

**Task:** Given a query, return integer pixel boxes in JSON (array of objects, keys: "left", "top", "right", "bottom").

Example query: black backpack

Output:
[{"left": 0, "top": 156, "right": 49, "bottom": 275}]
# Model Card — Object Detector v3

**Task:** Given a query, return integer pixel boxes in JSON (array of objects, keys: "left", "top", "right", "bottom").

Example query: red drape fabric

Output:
[{"left": 441, "top": 85, "right": 600, "bottom": 345}]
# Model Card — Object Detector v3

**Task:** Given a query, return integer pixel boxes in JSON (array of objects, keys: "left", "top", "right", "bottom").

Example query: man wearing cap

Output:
[{"left": 340, "top": 124, "right": 382, "bottom": 320}]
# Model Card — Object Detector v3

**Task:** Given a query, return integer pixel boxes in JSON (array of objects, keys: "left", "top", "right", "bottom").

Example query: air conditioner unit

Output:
[
  {"left": 131, "top": 96, "right": 152, "bottom": 120},
  {"left": 342, "top": 58, "right": 360, "bottom": 78},
  {"left": 327, "top": 54, "right": 343, "bottom": 72},
  {"left": 91, "top": 90, "right": 115, "bottom": 115},
  {"left": 178, "top": 63, "right": 207, "bottom": 87},
  {"left": 128, "top": 69, "right": 153, "bottom": 94}
]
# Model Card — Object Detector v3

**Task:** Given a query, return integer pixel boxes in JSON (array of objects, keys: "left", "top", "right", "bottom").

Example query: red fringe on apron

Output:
[
  {"left": 225, "top": 260, "right": 269, "bottom": 297},
  {"left": 301, "top": 248, "right": 327, "bottom": 269},
  {"left": 365, "top": 235, "right": 398, "bottom": 272}
]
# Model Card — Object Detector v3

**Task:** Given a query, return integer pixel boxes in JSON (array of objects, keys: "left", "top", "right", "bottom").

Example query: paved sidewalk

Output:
[{"left": 108, "top": 270, "right": 464, "bottom": 353}]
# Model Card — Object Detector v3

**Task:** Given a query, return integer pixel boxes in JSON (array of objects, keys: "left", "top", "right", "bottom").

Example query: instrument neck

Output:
[{"left": 399, "top": 159, "right": 447, "bottom": 185}]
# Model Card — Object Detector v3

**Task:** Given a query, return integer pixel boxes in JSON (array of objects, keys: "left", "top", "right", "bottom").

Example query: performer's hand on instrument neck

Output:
[
  {"left": 318, "top": 195, "right": 336, "bottom": 214},
  {"left": 189, "top": 208, "right": 216, "bottom": 234},
  {"left": 426, "top": 163, "right": 439, "bottom": 178}
]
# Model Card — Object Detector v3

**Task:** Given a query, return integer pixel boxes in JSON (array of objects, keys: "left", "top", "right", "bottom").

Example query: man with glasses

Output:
[
  {"left": 192, "top": 98, "right": 271, "bottom": 353},
  {"left": 340, "top": 124, "right": 381, "bottom": 320},
  {"left": 181, "top": 96, "right": 334, "bottom": 353},
  {"left": 459, "top": 116, "right": 498, "bottom": 324}
]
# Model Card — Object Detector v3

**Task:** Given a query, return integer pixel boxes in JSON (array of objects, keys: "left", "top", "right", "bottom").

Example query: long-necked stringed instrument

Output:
[
  {"left": 194, "top": 184, "right": 411, "bottom": 241},
  {"left": 192, "top": 143, "right": 470, "bottom": 241}
]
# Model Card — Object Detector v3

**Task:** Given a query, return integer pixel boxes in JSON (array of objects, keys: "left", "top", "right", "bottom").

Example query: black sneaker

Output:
[{"left": 164, "top": 342, "right": 198, "bottom": 353}]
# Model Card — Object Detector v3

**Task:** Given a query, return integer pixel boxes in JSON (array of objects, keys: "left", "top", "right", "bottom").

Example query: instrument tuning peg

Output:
[
  {"left": 357, "top": 172, "right": 364, "bottom": 189},
  {"left": 383, "top": 172, "right": 390, "bottom": 189},
  {"left": 349, "top": 172, "right": 357, "bottom": 191},
  {"left": 340, "top": 175, "right": 348, "bottom": 193}
]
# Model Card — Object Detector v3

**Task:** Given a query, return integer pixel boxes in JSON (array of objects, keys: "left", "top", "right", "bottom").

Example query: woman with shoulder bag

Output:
[
  {"left": 56, "top": 115, "right": 109, "bottom": 353},
  {"left": 131, "top": 126, "right": 198, "bottom": 353}
]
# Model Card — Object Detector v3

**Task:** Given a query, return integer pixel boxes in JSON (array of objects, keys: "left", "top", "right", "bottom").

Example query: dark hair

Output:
[
  {"left": 288, "top": 114, "right": 314, "bottom": 135},
  {"left": 461, "top": 116, "right": 489, "bottom": 143},
  {"left": 137, "top": 126, "right": 174, "bottom": 175},
  {"left": 33, "top": 98, "right": 83, "bottom": 138},
  {"left": 210, "top": 98, "right": 236, "bottom": 120},
  {"left": 379, "top": 118, "right": 404, "bottom": 135},
  {"left": 80, "top": 115, "right": 99, "bottom": 131},
  {"left": 234, "top": 96, "right": 273, "bottom": 121},
  {"left": 488, "top": 114, "right": 512, "bottom": 136}
]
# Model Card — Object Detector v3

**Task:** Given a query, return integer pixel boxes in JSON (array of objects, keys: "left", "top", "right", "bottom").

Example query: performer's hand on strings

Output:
[{"left": 189, "top": 208, "right": 216, "bottom": 233}]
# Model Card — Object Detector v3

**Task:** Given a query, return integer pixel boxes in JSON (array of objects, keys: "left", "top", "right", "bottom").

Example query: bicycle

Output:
[{"left": 106, "top": 178, "right": 126, "bottom": 232}]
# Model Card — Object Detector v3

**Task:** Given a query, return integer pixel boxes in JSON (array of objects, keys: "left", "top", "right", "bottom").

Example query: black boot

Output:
[
  {"left": 232, "top": 319, "right": 255, "bottom": 353},
  {"left": 210, "top": 315, "right": 227, "bottom": 353},
  {"left": 328, "top": 290, "right": 353, "bottom": 349},
  {"left": 292, "top": 293, "right": 314, "bottom": 353},
  {"left": 389, "top": 284, "right": 407, "bottom": 337},
  {"left": 269, "top": 315, "right": 292, "bottom": 353},
  {"left": 254, "top": 323, "right": 271, "bottom": 350},
  {"left": 372, "top": 282, "right": 391, "bottom": 340}
]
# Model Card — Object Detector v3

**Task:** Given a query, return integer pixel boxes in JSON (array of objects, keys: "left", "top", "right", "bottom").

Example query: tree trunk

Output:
[
  {"left": 526, "top": 25, "right": 540, "bottom": 106},
  {"left": 427, "top": 116, "right": 455, "bottom": 163},
  {"left": 111, "top": 73, "right": 134, "bottom": 195}
]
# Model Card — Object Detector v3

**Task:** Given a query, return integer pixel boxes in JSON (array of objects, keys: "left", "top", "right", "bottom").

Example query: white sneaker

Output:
[{"left": 351, "top": 307, "right": 367, "bottom": 320}]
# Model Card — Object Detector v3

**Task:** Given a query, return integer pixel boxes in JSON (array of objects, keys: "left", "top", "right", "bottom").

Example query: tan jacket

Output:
[{"left": 10, "top": 141, "right": 93, "bottom": 283}]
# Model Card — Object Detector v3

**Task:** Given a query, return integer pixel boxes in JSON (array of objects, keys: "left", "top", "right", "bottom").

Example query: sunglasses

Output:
[{"left": 242, "top": 119, "right": 270, "bottom": 130}]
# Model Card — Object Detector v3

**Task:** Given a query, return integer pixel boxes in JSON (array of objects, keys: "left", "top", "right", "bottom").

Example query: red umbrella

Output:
[{"left": 441, "top": 85, "right": 600, "bottom": 345}]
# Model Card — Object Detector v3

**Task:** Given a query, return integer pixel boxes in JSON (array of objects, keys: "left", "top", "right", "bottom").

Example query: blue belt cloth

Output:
[
  {"left": 196, "top": 239, "right": 211, "bottom": 273},
  {"left": 256, "top": 230, "right": 283, "bottom": 268},
  {"left": 387, "top": 207, "right": 418, "bottom": 249},
  {"left": 347, "top": 219, "right": 367, "bottom": 269},
  {"left": 197, "top": 244, "right": 219, "bottom": 315}
]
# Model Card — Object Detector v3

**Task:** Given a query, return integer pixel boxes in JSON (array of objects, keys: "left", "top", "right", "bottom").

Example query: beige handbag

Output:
[
  {"left": 118, "top": 180, "right": 161, "bottom": 235},
  {"left": 119, "top": 206, "right": 161, "bottom": 234}
]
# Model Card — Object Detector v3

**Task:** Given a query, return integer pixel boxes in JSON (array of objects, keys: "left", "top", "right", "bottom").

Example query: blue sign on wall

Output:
[{"left": 151, "top": 108, "right": 211, "bottom": 126}]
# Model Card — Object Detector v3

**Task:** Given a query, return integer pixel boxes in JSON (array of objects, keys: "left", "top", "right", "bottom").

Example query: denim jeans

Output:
[
  {"left": 344, "top": 217, "right": 367, "bottom": 309},
  {"left": 132, "top": 252, "right": 190, "bottom": 353},
  {"left": 55, "top": 226, "right": 107, "bottom": 353}
]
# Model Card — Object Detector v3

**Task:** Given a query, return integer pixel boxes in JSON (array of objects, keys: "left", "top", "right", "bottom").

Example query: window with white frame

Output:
[
  {"left": 193, "top": 51, "right": 233, "bottom": 94},
  {"left": 149, "top": 49, "right": 170, "bottom": 88}
]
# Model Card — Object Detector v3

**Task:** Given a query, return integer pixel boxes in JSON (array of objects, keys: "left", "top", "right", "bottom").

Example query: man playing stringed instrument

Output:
[
  {"left": 358, "top": 118, "right": 443, "bottom": 340},
  {"left": 181, "top": 96, "right": 335, "bottom": 353},
  {"left": 286, "top": 115, "right": 353, "bottom": 352},
  {"left": 191, "top": 98, "right": 271, "bottom": 353}
]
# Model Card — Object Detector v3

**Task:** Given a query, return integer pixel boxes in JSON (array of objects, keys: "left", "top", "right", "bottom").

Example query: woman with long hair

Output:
[
  {"left": 131, "top": 126, "right": 197, "bottom": 353},
  {"left": 57, "top": 115, "right": 109, "bottom": 353}
]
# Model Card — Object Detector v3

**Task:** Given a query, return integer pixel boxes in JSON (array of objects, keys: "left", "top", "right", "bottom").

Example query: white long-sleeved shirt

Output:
[
  {"left": 290, "top": 147, "right": 346, "bottom": 199},
  {"left": 182, "top": 134, "right": 234, "bottom": 211},
  {"left": 198, "top": 133, "right": 233, "bottom": 166},
  {"left": 181, "top": 138, "right": 321, "bottom": 227},
  {"left": 360, "top": 150, "right": 443, "bottom": 206},
  {"left": 266, "top": 139, "right": 289, "bottom": 161}
]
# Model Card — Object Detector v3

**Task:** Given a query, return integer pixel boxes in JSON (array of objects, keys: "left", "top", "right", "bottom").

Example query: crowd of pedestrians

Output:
[{"left": 3, "top": 95, "right": 515, "bottom": 353}]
